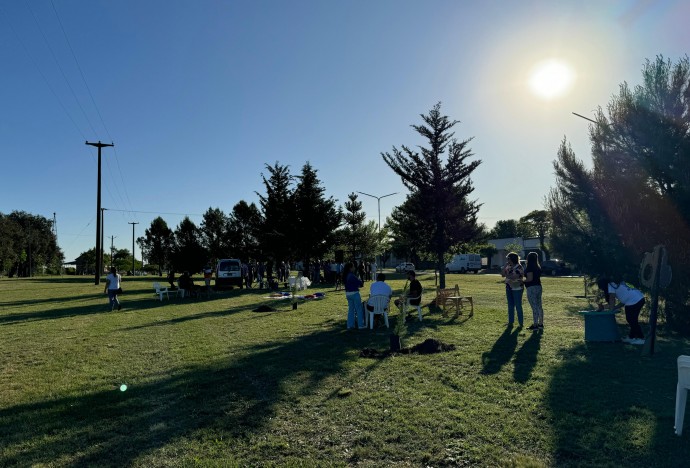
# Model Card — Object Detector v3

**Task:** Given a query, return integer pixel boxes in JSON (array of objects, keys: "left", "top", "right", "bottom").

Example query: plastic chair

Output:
[
  {"left": 367, "top": 295, "right": 390, "bottom": 329},
  {"left": 406, "top": 288, "right": 424, "bottom": 322},
  {"left": 153, "top": 282, "right": 169, "bottom": 301},
  {"left": 675, "top": 355, "right": 690, "bottom": 435}
]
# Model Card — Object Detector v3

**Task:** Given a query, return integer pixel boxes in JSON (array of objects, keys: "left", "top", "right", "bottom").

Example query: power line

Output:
[
  {"left": 0, "top": 4, "right": 87, "bottom": 141},
  {"left": 49, "top": 0, "right": 137, "bottom": 221},
  {"left": 105, "top": 208, "right": 205, "bottom": 217},
  {"left": 26, "top": 1, "right": 100, "bottom": 138}
]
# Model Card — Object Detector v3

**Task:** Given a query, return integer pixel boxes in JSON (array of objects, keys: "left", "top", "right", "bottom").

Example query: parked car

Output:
[
  {"left": 215, "top": 258, "right": 243, "bottom": 287},
  {"left": 395, "top": 262, "right": 415, "bottom": 273},
  {"left": 445, "top": 253, "right": 482, "bottom": 273},
  {"left": 541, "top": 259, "right": 571, "bottom": 276}
]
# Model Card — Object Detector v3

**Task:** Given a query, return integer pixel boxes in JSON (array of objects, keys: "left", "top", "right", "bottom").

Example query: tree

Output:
[
  {"left": 386, "top": 192, "right": 432, "bottom": 263},
  {"left": 171, "top": 217, "right": 207, "bottom": 274},
  {"left": 75, "top": 248, "right": 97, "bottom": 275},
  {"left": 382, "top": 103, "right": 482, "bottom": 287},
  {"left": 0, "top": 214, "right": 20, "bottom": 275},
  {"left": 520, "top": 210, "right": 551, "bottom": 259},
  {"left": 4, "top": 211, "right": 62, "bottom": 277},
  {"left": 257, "top": 163, "right": 295, "bottom": 266},
  {"left": 341, "top": 193, "right": 368, "bottom": 261},
  {"left": 489, "top": 219, "right": 531, "bottom": 240},
  {"left": 548, "top": 55, "right": 690, "bottom": 331},
  {"left": 137, "top": 217, "right": 174, "bottom": 276},
  {"left": 200, "top": 207, "right": 229, "bottom": 264},
  {"left": 292, "top": 162, "right": 342, "bottom": 271},
  {"left": 227, "top": 200, "right": 262, "bottom": 261}
]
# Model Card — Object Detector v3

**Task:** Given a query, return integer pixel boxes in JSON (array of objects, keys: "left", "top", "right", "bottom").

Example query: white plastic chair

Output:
[
  {"left": 367, "top": 295, "right": 390, "bottom": 329},
  {"left": 406, "top": 288, "right": 424, "bottom": 322},
  {"left": 675, "top": 355, "right": 690, "bottom": 435},
  {"left": 153, "top": 282, "right": 169, "bottom": 301}
]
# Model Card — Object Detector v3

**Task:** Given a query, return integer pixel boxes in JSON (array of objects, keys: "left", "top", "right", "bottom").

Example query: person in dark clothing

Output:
[{"left": 524, "top": 252, "right": 543, "bottom": 330}]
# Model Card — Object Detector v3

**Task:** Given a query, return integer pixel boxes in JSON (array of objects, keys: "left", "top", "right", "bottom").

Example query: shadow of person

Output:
[
  {"left": 481, "top": 325, "right": 520, "bottom": 375},
  {"left": 513, "top": 329, "right": 542, "bottom": 383}
]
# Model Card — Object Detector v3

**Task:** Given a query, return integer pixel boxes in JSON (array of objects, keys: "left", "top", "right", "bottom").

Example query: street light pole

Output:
[{"left": 355, "top": 191, "right": 398, "bottom": 231}]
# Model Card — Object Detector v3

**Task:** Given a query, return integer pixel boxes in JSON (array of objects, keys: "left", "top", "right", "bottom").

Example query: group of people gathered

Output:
[
  {"left": 502, "top": 251, "right": 647, "bottom": 344},
  {"left": 342, "top": 261, "right": 421, "bottom": 329},
  {"left": 501, "top": 251, "right": 544, "bottom": 330}
]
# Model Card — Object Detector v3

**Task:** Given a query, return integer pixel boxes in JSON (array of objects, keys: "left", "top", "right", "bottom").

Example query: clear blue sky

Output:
[{"left": 1, "top": 0, "right": 687, "bottom": 263}]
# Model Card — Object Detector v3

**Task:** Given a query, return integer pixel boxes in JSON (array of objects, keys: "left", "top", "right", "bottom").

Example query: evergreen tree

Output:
[
  {"left": 382, "top": 103, "right": 482, "bottom": 287},
  {"left": 200, "top": 207, "right": 230, "bottom": 264},
  {"left": 257, "top": 163, "right": 295, "bottom": 266},
  {"left": 227, "top": 200, "right": 262, "bottom": 261},
  {"left": 548, "top": 55, "right": 690, "bottom": 331},
  {"left": 3, "top": 211, "right": 62, "bottom": 277},
  {"left": 292, "top": 162, "right": 342, "bottom": 272},
  {"left": 341, "top": 193, "right": 368, "bottom": 261},
  {"left": 137, "top": 217, "right": 174, "bottom": 276},
  {"left": 171, "top": 217, "right": 207, "bottom": 274}
]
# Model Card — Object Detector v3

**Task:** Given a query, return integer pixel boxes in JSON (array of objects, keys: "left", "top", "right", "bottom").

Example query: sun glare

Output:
[{"left": 528, "top": 59, "right": 575, "bottom": 100}]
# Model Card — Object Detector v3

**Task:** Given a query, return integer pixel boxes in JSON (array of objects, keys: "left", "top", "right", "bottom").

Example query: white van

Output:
[
  {"left": 216, "top": 258, "right": 243, "bottom": 288},
  {"left": 445, "top": 254, "right": 482, "bottom": 274}
]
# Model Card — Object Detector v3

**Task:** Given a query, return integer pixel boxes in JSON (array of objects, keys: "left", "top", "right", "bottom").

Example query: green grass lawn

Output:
[{"left": 1, "top": 272, "right": 688, "bottom": 467}]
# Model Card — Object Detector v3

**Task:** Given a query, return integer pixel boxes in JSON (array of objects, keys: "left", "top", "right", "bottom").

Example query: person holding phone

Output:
[{"left": 501, "top": 252, "right": 525, "bottom": 327}]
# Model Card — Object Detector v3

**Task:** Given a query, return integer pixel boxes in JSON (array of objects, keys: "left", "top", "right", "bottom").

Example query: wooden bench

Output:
[{"left": 436, "top": 285, "right": 473, "bottom": 317}]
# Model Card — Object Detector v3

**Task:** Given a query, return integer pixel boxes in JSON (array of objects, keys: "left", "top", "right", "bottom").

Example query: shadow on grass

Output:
[
  {"left": 513, "top": 329, "right": 542, "bottom": 383},
  {"left": 480, "top": 325, "right": 520, "bottom": 375},
  {"left": 0, "top": 293, "right": 99, "bottom": 308},
  {"left": 0, "top": 325, "right": 373, "bottom": 466},
  {"left": 546, "top": 337, "right": 690, "bottom": 466}
]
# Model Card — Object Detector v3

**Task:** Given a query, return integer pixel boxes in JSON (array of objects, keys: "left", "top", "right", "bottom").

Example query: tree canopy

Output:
[
  {"left": 548, "top": 55, "right": 690, "bottom": 332},
  {"left": 382, "top": 103, "right": 482, "bottom": 287}
]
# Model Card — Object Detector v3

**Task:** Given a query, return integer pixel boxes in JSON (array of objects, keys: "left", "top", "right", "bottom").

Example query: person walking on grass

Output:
[
  {"left": 104, "top": 266, "right": 122, "bottom": 311},
  {"left": 596, "top": 277, "right": 646, "bottom": 345},
  {"left": 501, "top": 252, "right": 524, "bottom": 327},
  {"left": 343, "top": 262, "right": 365, "bottom": 329},
  {"left": 524, "top": 252, "right": 543, "bottom": 330}
]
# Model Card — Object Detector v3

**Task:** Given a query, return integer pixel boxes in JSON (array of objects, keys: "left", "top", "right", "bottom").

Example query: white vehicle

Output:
[
  {"left": 216, "top": 258, "right": 243, "bottom": 288},
  {"left": 445, "top": 254, "right": 482, "bottom": 274},
  {"left": 395, "top": 262, "right": 415, "bottom": 273}
]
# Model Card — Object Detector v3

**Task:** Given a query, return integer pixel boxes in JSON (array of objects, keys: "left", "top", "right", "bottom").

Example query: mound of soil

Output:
[
  {"left": 252, "top": 305, "right": 276, "bottom": 312},
  {"left": 359, "top": 338, "right": 455, "bottom": 358}
]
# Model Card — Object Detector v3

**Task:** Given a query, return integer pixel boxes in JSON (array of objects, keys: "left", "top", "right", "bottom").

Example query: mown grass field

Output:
[{"left": 1, "top": 272, "right": 688, "bottom": 467}]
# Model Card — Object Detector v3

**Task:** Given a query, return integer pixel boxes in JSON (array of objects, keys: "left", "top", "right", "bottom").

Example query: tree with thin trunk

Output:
[{"left": 382, "top": 103, "right": 482, "bottom": 288}]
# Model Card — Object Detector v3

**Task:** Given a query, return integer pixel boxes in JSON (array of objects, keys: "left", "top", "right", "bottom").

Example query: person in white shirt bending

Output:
[{"left": 597, "top": 277, "right": 646, "bottom": 345}]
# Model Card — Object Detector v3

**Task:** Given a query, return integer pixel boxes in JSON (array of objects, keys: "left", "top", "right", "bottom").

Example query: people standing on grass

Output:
[
  {"left": 596, "top": 277, "right": 646, "bottom": 345},
  {"left": 501, "top": 252, "right": 525, "bottom": 327},
  {"left": 524, "top": 252, "right": 543, "bottom": 330},
  {"left": 104, "top": 266, "right": 122, "bottom": 311},
  {"left": 203, "top": 265, "right": 213, "bottom": 295},
  {"left": 343, "top": 262, "right": 365, "bottom": 329}
]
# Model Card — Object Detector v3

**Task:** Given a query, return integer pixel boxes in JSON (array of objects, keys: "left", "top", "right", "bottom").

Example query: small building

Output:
[{"left": 486, "top": 237, "right": 547, "bottom": 268}]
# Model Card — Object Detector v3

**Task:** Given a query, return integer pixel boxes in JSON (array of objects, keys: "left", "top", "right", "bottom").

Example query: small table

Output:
[{"left": 579, "top": 310, "right": 620, "bottom": 342}]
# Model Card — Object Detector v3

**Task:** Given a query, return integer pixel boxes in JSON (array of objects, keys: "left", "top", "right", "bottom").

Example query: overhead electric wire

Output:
[
  {"left": 26, "top": 0, "right": 100, "bottom": 139},
  {"left": 0, "top": 3, "right": 87, "bottom": 142},
  {"left": 49, "top": 0, "right": 138, "bottom": 223},
  {"left": 104, "top": 208, "right": 205, "bottom": 218}
]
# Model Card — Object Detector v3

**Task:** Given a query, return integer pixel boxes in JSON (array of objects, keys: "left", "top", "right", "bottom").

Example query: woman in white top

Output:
[
  {"left": 104, "top": 266, "right": 122, "bottom": 311},
  {"left": 597, "top": 277, "right": 645, "bottom": 344}
]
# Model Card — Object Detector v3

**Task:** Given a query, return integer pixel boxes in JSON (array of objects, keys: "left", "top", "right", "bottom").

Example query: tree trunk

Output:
[{"left": 437, "top": 250, "right": 446, "bottom": 289}]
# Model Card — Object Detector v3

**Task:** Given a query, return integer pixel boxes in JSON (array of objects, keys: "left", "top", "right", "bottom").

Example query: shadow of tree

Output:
[
  {"left": 0, "top": 325, "right": 375, "bottom": 466},
  {"left": 546, "top": 338, "right": 690, "bottom": 466}
]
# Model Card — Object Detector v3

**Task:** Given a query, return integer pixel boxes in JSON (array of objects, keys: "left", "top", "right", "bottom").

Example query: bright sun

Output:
[{"left": 528, "top": 59, "right": 575, "bottom": 100}]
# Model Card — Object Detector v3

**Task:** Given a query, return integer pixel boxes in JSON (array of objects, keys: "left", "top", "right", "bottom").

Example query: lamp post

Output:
[{"left": 355, "top": 191, "right": 398, "bottom": 231}]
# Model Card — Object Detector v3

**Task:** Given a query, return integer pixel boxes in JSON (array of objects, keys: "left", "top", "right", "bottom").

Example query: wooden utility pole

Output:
[
  {"left": 128, "top": 222, "right": 139, "bottom": 275},
  {"left": 86, "top": 141, "right": 114, "bottom": 285}
]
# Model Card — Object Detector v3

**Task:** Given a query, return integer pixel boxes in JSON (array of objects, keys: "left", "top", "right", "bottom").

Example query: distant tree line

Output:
[{"left": 0, "top": 211, "right": 63, "bottom": 277}]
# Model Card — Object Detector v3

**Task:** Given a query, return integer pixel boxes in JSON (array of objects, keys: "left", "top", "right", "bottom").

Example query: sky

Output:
[{"left": 1, "top": 0, "right": 688, "bottom": 263}]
